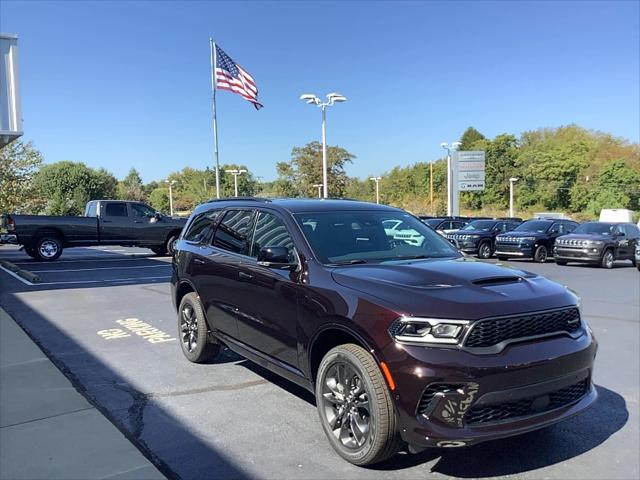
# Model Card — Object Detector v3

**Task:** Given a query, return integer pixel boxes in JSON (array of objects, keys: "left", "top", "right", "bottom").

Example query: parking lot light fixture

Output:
[
  {"left": 369, "top": 176, "right": 382, "bottom": 204},
  {"left": 300, "top": 92, "right": 347, "bottom": 198},
  {"left": 164, "top": 180, "right": 176, "bottom": 216},
  {"left": 441, "top": 142, "right": 462, "bottom": 216},
  {"left": 224, "top": 169, "right": 247, "bottom": 197},
  {"left": 509, "top": 177, "right": 519, "bottom": 218},
  {"left": 312, "top": 183, "right": 323, "bottom": 198}
]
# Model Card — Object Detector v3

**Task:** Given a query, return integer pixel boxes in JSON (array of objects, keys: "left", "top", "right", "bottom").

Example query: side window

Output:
[
  {"left": 250, "top": 212, "right": 295, "bottom": 259},
  {"left": 213, "top": 210, "right": 255, "bottom": 255},
  {"left": 625, "top": 224, "right": 639, "bottom": 237},
  {"left": 507, "top": 222, "right": 518, "bottom": 231},
  {"left": 549, "top": 223, "right": 561, "bottom": 234},
  {"left": 493, "top": 222, "right": 507, "bottom": 233},
  {"left": 614, "top": 224, "right": 625, "bottom": 236},
  {"left": 184, "top": 210, "right": 220, "bottom": 243},
  {"left": 452, "top": 221, "right": 465, "bottom": 230},
  {"left": 131, "top": 203, "right": 155, "bottom": 218},
  {"left": 104, "top": 202, "right": 128, "bottom": 217},
  {"left": 565, "top": 222, "right": 577, "bottom": 233},
  {"left": 86, "top": 202, "right": 97, "bottom": 217}
]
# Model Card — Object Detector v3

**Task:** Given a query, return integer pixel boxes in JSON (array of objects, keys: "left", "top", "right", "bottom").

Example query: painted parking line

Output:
[
  {"left": 29, "top": 264, "right": 171, "bottom": 273},
  {"left": 0, "top": 264, "right": 33, "bottom": 285},
  {"left": 10, "top": 256, "right": 166, "bottom": 266}
]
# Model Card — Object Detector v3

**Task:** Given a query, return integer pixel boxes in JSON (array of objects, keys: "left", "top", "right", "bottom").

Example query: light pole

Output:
[
  {"left": 440, "top": 141, "right": 462, "bottom": 216},
  {"left": 312, "top": 183, "right": 323, "bottom": 198},
  {"left": 164, "top": 180, "right": 176, "bottom": 216},
  {"left": 509, "top": 177, "right": 519, "bottom": 218},
  {"left": 369, "top": 177, "right": 381, "bottom": 204},
  {"left": 225, "top": 169, "right": 247, "bottom": 197},
  {"left": 299, "top": 92, "right": 347, "bottom": 198}
]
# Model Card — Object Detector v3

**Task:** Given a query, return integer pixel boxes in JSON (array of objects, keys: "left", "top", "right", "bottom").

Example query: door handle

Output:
[
  {"left": 193, "top": 258, "right": 206, "bottom": 265},
  {"left": 238, "top": 271, "right": 253, "bottom": 280}
]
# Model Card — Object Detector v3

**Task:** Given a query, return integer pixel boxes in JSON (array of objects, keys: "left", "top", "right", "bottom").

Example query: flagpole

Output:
[{"left": 209, "top": 38, "right": 221, "bottom": 199}]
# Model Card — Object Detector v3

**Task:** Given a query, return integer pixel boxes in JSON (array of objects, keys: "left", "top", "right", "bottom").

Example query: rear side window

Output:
[
  {"left": 86, "top": 202, "right": 97, "bottom": 217},
  {"left": 565, "top": 222, "right": 578, "bottom": 233},
  {"left": 184, "top": 210, "right": 220, "bottom": 243},
  {"left": 213, "top": 210, "right": 255, "bottom": 255},
  {"left": 624, "top": 224, "right": 639, "bottom": 237},
  {"left": 250, "top": 212, "right": 294, "bottom": 259},
  {"left": 104, "top": 202, "right": 128, "bottom": 217}
]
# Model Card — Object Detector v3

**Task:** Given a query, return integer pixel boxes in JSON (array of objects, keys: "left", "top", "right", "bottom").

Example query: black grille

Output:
[
  {"left": 465, "top": 379, "right": 588, "bottom": 425},
  {"left": 464, "top": 307, "right": 581, "bottom": 349},
  {"left": 417, "top": 383, "right": 464, "bottom": 415}
]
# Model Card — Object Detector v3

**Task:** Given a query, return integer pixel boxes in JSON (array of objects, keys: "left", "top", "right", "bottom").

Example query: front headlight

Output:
[
  {"left": 586, "top": 240, "right": 604, "bottom": 246},
  {"left": 389, "top": 317, "right": 469, "bottom": 345},
  {"left": 521, "top": 236, "right": 537, "bottom": 242}
]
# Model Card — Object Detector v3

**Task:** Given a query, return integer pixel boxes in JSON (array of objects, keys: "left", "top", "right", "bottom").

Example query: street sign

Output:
[{"left": 456, "top": 151, "right": 485, "bottom": 191}]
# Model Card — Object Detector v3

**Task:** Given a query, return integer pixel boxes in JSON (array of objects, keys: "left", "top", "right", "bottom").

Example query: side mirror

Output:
[
  {"left": 615, "top": 231, "right": 625, "bottom": 237},
  {"left": 257, "top": 246, "right": 297, "bottom": 270},
  {"left": 155, "top": 212, "right": 162, "bottom": 220}
]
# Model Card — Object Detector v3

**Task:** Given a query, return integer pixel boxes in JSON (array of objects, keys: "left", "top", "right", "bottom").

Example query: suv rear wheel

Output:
[
  {"left": 178, "top": 293, "right": 220, "bottom": 363},
  {"left": 316, "top": 344, "right": 400, "bottom": 466}
]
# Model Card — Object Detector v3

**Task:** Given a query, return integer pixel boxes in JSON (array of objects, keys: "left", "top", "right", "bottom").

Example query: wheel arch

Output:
[
  {"left": 32, "top": 227, "right": 65, "bottom": 244},
  {"left": 174, "top": 279, "right": 197, "bottom": 312}
]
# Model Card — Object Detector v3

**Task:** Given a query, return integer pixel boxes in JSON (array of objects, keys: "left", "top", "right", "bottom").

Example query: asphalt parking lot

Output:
[{"left": 0, "top": 244, "right": 638, "bottom": 480}]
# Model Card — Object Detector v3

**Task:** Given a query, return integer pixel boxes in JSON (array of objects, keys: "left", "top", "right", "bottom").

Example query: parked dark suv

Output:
[
  {"left": 495, "top": 219, "right": 579, "bottom": 263},
  {"left": 445, "top": 219, "right": 521, "bottom": 258},
  {"left": 554, "top": 222, "right": 639, "bottom": 268},
  {"left": 171, "top": 198, "right": 596, "bottom": 466}
]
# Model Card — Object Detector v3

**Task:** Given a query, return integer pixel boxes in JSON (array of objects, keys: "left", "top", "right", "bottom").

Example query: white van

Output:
[{"left": 599, "top": 209, "right": 634, "bottom": 223}]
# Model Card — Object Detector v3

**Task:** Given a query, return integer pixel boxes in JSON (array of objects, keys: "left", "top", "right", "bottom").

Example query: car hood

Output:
[
  {"left": 331, "top": 257, "right": 574, "bottom": 320},
  {"left": 559, "top": 234, "right": 611, "bottom": 241}
]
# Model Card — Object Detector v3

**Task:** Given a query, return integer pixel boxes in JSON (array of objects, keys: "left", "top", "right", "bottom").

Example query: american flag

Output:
[{"left": 215, "top": 45, "right": 263, "bottom": 110}]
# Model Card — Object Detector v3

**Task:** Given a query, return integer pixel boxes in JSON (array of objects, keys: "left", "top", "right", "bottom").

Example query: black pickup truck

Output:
[{"left": 4, "top": 200, "right": 186, "bottom": 261}]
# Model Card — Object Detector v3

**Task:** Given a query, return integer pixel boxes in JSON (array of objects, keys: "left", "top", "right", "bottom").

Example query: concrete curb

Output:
[{"left": 0, "top": 260, "right": 40, "bottom": 283}]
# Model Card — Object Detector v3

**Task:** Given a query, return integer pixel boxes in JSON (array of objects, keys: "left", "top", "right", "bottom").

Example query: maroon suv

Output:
[{"left": 171, "top": 198, "right": 597, "bottom": 466}]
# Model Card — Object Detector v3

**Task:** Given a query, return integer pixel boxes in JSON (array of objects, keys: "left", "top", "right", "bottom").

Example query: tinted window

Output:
[
  {"left": 213, "top": 210, "right": 255, "bottom": 255},
  {"left": 86, "top": 202, "right": 97, "bottom": 217},
  {"left": 250, "top": 212, "right": 295, "bottom": 260},
  {"left": 624, "top": 224, "right": 639, "bottom": 237},
  {"left": 493, "top": 222, "right": 508, "bottom": 232},
  {"left": 565, "top": 222, "right": 577, "bottom": 233},
  {"left": 131, "top": 203, "right": 156, "bottom": 218},
  {"left": 184, "top": 210, "right": 220, "bottom": 243},
  {"left": 451, "top": 221, "right": 466, "bottom": 230},
  {"left": 574, "top": 223, "right": 616, "bottom": 235},
  {"left": 424, "top": 219, "right": 443, "bottom": 228},
  {"left": 514, "top": 221, "right": 552, "bottom": 233},
  {"left": 295, "top": 210, "right": 459, "bottom": 264},
  {"left": 104, "top": 202, "right": 128, "bottom": 217},
  {"left": 463, "top": 220, "right": 496, "bottom": 231}
]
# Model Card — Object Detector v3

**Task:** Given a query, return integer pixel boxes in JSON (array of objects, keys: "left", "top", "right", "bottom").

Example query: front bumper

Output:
[
  {"left": 381, "top": 328, "right": 597, "bottom": 448},
  {"left": 554, "top": 246, "right": 603, "bottom": 263},
  {"left": 494, "top": 244, "right": 533, "bottom": 257},
  {"left": 448, "top": 239, "right": 480, "bottom": 254}
]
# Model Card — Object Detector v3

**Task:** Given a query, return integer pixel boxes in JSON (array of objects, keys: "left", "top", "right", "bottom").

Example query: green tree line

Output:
[{"left": 1, "top": 124, "right": 638, "bottom": 219}]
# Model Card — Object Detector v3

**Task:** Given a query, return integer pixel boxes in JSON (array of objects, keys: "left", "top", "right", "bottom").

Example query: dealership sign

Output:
[{"left": 456, "top": 151, "right": 485, "bottom": 191}]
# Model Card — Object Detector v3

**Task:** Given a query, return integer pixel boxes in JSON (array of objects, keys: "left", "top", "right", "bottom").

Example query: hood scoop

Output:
[{"left": 472, "top": 276, "right": 523, "bottom": 287}]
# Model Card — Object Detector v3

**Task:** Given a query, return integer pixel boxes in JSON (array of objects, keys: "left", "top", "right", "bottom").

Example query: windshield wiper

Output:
[
  {"left": 385, "top": 255, "right": 431, "bottom": 261},
  {"left": 327, "top": 259, "right": 368, "bottom": 266}
]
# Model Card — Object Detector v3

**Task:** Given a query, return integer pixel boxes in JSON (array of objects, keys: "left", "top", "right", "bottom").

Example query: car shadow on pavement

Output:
[{"left": 1, "top": 295, "right": 251, "bottom": 480}]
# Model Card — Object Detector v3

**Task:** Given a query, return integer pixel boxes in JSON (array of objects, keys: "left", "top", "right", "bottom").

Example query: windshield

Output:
[
  {"left": 295, "top": 210, "right": 460, "bottom": 264},
  {"left": 424, "top": 219, "right": 443, "bottom": 228},
  {"left": 573, "top": 223, "right": 616, "bottom": 235},
  {"left": 462, "top": 220, "right": 496, "bottom": 231},
  {"left": 514, "top": 221, "right": 552, "bottom": 233}
]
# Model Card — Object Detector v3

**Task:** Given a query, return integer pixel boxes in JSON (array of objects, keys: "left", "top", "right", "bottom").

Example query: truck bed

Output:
[{"left": 10, "top": 215, "right": 100, "bottom": 246}]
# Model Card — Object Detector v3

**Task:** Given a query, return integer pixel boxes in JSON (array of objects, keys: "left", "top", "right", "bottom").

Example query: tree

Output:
[
  {"left": 585, "top": 159, "right": 640, "bottom": 215},
  {"left": 117, "top": 168, "right": 145, "bottom": 201},
  {"left": 459, "top": 127, "right": 486, "bottom": 151},
  {"left": 33, "top": 161, "right": 118, "bottom": 215},
  {"left": 0, "top": 140, "right": 44, "bottom": 214},
  {"left": 276, "top": 142, "right": 355, "bottom": 197},
  {"left": 148, "top": 187, "right": 170, "bottom": 213}
]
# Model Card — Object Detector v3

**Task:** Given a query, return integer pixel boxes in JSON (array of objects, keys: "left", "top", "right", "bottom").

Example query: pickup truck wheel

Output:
[
  {"left": 533, "top": 245, "right": 548, "bottom": 263},
  {"left": 600, "top": 249, "right": 614, "bottom": 269},
  {"left": 178, "top": 293, "right": 220, "bottom": 363},
  {"left": 316, "top": 344, "right": 400, "bottom": 466},
  {"left": 477, "top": 241, "right": 492, "bottom": 259},
  {"left": 34, "top": 236, "right": 63, "bottom": 261},
  {"left": 166, "top": 235, "right": 179, "bottom": 255}
]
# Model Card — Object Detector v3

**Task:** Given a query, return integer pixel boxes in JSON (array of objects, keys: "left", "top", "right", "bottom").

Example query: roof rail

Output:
[{"left": 205, "top": 196, "right": 272, "bottom": 203}]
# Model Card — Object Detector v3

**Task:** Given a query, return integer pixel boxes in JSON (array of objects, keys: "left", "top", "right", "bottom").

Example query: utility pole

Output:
[
  {"left": 430, "top": 162, "right": 434, "bottom": 215},
  {"left": 369, "top": 177, "right": 381, "bottom": 204},
  {"left": 312, "top": 184, "right": 323, "bottom": 198},
  {"left": 165, "top": 180, "right": 176, "bottom": 216},
  {"left": 225, "top": 169, "right": 247, "bottom": 197}
]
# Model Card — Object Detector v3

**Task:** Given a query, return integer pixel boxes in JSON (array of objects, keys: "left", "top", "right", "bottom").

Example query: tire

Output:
[
  {"left": 34, "top": 235, "right": 63, "bottom": 261},
  {"left": 497, "top": 255, "right": 508, "bottom": 261},
  {"left": 316, "top": 344, "right": 400, "bottom": 466},
  {"left": 477, "top": 241, "right": 492, "bottom": 259},
  {"left": 166, "top": 234, "right": 179, "bottom": 255},
  {"left": 556, "top": 261, "right": 568, "bottom": 266},
  {"left": 600, "top": 249, "right": 614, "bottom": 269},
  {"left": 178, "top": 292, "right": 220, "bottom": 363},
  {"left": 533, "top": 245, "right": 548, "bottom": 263}
]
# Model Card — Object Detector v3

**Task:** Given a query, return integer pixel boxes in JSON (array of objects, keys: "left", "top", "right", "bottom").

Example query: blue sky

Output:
[{"left": 2, "top": 0, "right": 639, "bottom": 183}]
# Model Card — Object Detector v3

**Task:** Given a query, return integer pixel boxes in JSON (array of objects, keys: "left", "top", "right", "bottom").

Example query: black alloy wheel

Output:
[
  {"left": 178, "top": 292, "right": 220, "bottom": 363},
  {"left": 316, "top": 344, "right": 400, "bottom": 466},
  {"left": 533, "top": 245, "right": 548, "bottom": 263},
  {"left": 477, "top": 241, "right": 492, "bottom": 259}
]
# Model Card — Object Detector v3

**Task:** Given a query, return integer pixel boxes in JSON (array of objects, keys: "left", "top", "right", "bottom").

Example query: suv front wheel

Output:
[{"left": 316, "top": 344, "right": 400, "bottom": 466}]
